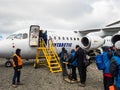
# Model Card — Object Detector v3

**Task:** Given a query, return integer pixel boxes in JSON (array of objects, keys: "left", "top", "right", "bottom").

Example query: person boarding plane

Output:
[{"left": 0, "top": 25, "right": 119, "bottom": 67}]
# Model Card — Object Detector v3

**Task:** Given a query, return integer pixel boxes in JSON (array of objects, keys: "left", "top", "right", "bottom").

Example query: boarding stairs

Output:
[{"left": 34, "top": 38, "right": 62, "bottom": 73}]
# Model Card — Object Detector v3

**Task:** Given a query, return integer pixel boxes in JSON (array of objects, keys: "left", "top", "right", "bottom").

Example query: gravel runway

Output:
[{"left": 0, "top": 59, "right": 104, "bottom": 90}]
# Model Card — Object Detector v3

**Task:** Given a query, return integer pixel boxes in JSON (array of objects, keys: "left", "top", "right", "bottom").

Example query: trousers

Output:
[{"left": 12, "top": 69, "right": 21, "bottom": 84}]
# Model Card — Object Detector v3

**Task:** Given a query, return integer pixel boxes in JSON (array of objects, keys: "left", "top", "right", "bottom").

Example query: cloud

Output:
[{"left": 0, "top": 0, "right": 120, "bottom": 34}]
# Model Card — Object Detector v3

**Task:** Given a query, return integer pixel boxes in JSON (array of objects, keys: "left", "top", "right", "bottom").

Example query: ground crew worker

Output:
[{"left": 11, "top": 48, "right": 23, "bottom": 88}]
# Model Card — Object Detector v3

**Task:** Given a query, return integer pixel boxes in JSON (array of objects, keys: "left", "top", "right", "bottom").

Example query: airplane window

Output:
[
  {"left": 66, "top": 37, "right": 69, "bottom": 40},
  {"left": 23, "top": 33, "right": 28, "bottom": 39},
  {"left": 14, "top": 33, "right": 22, "bottom": 39},
  {"left": 77, "top": 38, "right": 79, "bottom": 40},
  {"left": 70, "top": 37, "right": 72, "bottom": 40},
  {"left": 74, "top": 38, "right": 76, "bottom": 40},
  {"left": 54, "top": 36, "right": 56, "bottom": 40},
  {"left": 6, "top": 34, "right": 16, "bottom": 39},
  {"left": 49, "top": 36, "right": 52, "bottom": 40},
  {"left": 58, "top": 37, "right": 60, "bottom": 40},
  {"left": 62, "top": 37, "right": 65, "bottom": 40}
]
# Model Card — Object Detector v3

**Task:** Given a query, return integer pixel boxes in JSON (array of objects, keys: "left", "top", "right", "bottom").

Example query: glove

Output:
[
  {"left": 17, "top": 69, "right": 20, "bottom": 71},
  {"left": 68, "top": 62, "right": 71, "bottom": 65},
  {"left": 14, "top": 67, "right": 17, "bottom": 70}
]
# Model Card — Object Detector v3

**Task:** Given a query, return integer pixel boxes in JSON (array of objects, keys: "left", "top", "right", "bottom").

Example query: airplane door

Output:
[{"left": 29, "top": 25, "right": 40, "bottom": 47}]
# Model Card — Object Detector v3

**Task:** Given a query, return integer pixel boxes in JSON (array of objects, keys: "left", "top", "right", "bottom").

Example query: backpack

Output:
[
  {"left": 60, "top": 51, "right": 68, "bottom": 62},
  {"left": 70, "top": 52, "right": 77, "bottom": 66},
  {"left": 95, "top": 54, "right": 105, "bottom": 70},
  {"left": 83, "top": 50, "right": 90, "bottom": 68}
]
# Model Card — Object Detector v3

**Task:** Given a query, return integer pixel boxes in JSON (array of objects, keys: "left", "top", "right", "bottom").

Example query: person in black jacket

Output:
[
  {"left": 70, "top": 45, "right": 86, "bottom": 87},
  {"left": 110, "top": 48, "right": 120, "bottom": 90}
]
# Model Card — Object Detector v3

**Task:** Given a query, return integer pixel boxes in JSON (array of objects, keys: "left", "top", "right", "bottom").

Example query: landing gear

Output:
[{"left": 5, "top": 61, "right": 12, "bottom": 67}]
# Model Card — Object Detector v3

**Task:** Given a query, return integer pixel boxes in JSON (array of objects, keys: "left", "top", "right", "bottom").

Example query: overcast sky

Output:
[{"left": 0, "top": 0, "right": 120, "bottom": 35}]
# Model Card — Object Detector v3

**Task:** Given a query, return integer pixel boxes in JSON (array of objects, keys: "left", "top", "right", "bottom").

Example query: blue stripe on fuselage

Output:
[{"left": 54, "top": 43, "right": 72, "bottom": 47}]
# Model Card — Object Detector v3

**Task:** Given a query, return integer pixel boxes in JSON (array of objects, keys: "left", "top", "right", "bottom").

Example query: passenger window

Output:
[
  {"left": 66, "top": 37, "right": 69, "bottom": 40},
  {"left": 23, "top": 33, "right": 28, "bottom": 39},
  {"left": 49, "top": 36, "right": 52, "bottom": 40},
  {"left": 58, "top": 37, "right": 60, "bottom": 40},
  {"left": 74, "top": 38, "right": 76, "bottom": 40},
  {"left": 15, "top": 33, "right": 22, "bottom": 39},
  {"left": 54, "top": 36, "right": 56, "bottom": 40},
  {"left": 77, "top": 38, "right": 79, "bottom": 40},
  {"left": 70, "top": 37, "right": 72, "bottom": 40},
  {"left": 62, "top": 37, "right": 65, "bottom": 40}
]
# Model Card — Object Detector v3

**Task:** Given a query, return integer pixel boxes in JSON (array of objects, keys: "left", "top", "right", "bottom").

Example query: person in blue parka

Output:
[
  {"left": 68, "top": 49, "right": 77, "bottom": 81},
  {"left": 101, "top": 46, "right": 114, "bottom": 90}
]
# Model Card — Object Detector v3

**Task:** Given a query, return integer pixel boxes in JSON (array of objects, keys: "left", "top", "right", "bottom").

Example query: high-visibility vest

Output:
[
  {"left": 109, "top": 85, "right": 115, "bottom": 90},
  {"left": 11, "top": 54, "right": 23, "bottom": 67}
]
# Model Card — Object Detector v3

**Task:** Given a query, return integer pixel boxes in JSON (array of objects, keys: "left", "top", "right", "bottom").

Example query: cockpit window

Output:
[
  {"left": 14, "top": 33, "right": 22, "bottom": 39},
  {"left": 23, "top": 33, "right": 28, "bottom": 39},
  {"left": 6, "top": 34, "right": 16, "bottom": 39},
  {"left": 7, "top": 33, "right": 28, "bottom": 39}
]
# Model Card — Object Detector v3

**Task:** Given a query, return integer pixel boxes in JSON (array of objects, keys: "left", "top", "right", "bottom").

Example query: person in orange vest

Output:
[{"left": 11, "top": 48, "right": 23, "bottom": 88}]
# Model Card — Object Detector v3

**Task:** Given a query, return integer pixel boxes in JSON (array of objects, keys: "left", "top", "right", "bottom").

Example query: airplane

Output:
[{"left": 0, "top": 25, "right": 119, "bottom": 67}]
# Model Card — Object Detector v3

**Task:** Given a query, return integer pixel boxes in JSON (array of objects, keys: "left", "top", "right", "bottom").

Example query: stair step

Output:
[
  {"left": 51, "top": 66, "right": 60, "bottom": 68},
  {"left": 51, "top": 70, "right": 62, "bottom": 73},
  {"left": 50, "top": 63, "right": 58, "bottom": 65}
]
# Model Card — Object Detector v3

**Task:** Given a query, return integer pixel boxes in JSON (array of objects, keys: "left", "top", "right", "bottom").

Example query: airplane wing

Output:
[
  {"left": 106, "top": 20, "right": 120, "bottom": 27},
  {"left": 102, "top": 27, "right": 120, "bottom": 36},
  {"left": 78, "top": 29, "right": 100, "bottom": 36},
  {"left": 79, "top": 27, "right": 120, "bottom": 37}
]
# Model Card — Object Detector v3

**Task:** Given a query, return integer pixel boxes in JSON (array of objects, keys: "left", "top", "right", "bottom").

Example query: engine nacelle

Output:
[
  {"left": 81, "top": 36, "right": 105, "bottom": 50},
  {"left": 111, "top": 32, "right": 120, "bottom": 45}
]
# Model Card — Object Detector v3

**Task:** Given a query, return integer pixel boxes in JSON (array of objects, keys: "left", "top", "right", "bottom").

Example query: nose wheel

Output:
[{"left": 5, "top": 61, "right": 12, "bottom": 67}]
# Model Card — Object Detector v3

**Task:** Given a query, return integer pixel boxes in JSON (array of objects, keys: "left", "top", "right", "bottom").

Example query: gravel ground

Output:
[{"left": 0, "top": 59, "right": 104, "bottom": 90}]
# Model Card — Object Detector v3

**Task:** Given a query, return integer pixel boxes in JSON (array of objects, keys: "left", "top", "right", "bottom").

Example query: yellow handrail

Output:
[{"left": 49, "top": 39, "right": 60, "bottom": 61}]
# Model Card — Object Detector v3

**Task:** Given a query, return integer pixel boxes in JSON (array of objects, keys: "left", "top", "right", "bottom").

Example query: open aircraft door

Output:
[{"left": 29, "top": 25, "right": 40, "bottom": 47}]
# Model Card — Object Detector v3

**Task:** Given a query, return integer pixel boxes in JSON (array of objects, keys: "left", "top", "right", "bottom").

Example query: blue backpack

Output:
[{"left": 95, "top": 54, "right": 105, "bottom": 70}]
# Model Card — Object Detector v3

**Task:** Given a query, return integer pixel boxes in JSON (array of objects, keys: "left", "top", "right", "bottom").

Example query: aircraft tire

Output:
[{"left": 5, "top": 61, "right": 12, "bottom": 67}]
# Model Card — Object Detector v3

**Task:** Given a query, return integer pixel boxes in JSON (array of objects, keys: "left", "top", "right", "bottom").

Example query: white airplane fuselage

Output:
[
  {"left": 0, "top": 25, "right": 118, "bottom": 60},
  {"left": 0, "top": 29, "right": 81, "bottom": 59}
]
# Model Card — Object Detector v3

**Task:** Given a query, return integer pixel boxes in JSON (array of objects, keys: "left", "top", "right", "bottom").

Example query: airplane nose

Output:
[{"left": 0, "top": 39, "right": 15, "bottom": 58}]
